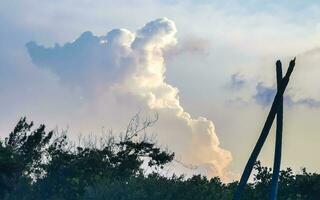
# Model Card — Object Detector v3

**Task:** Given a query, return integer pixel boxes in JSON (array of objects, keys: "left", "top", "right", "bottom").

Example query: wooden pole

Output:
[
  {"left": 270, "top": 61, "right": 283, "bottom": 200},
  {"left": 233, "top": 58, "right": 295, "bottom": 200}
]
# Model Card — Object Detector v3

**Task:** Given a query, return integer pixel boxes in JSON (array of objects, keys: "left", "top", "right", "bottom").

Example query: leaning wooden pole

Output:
[
  {"left": 270, "top": 61, "right": 283, "bottom": 200},
  {"left": 233, "top": 58, "right": 295, "bottom": 200}
]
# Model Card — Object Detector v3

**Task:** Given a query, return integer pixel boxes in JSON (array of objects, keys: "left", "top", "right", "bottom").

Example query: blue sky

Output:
[{"left": 1, "top": 0, "right": 320, "bottom": 180}]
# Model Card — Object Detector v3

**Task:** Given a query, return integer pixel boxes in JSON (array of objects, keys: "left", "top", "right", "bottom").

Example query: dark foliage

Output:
[{"left": 0, "top": 117, "right": 320, "bottom": 200}]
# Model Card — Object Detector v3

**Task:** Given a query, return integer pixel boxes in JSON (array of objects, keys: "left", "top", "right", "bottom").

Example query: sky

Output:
[{"left": 1, "top": 0, "right": 320, "bottom": 181}]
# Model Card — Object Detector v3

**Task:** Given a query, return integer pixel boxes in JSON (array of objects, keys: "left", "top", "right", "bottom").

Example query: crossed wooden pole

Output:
[{"left": 233, "top": 58, "right": 296, "bottom": 200}]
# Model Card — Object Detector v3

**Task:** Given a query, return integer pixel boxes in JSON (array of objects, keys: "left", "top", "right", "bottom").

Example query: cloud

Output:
[
  {"left": 26, "top": 30, "right": 133, "bottom": 88},
  {"left": 26, "top": 18, "right": 233, "bottom": 180},
  {"left": 253, "top": 82, "right": 320, "bottom": 108},
  {"left": 228, "top": 73, "right": 246, "bottom": 90},
  {"left": 253, "top": 83, "right": 277, "bottom": 107},
  {"left": 165, "top": 36, "right": 211, "bottom": 58}
]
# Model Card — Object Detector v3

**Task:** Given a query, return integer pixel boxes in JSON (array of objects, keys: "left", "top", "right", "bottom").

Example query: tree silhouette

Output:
[{"left": 2, "top": 101, "right": 320, "bottom": 199}]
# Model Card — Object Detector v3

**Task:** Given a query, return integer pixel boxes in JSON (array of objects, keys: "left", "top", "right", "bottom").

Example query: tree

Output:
[
  {"left": 31, "top": 114, "right": 174, "bottom": 200},
  {"left": 1, "top": 117, "right": 320, "bottom": 200}
]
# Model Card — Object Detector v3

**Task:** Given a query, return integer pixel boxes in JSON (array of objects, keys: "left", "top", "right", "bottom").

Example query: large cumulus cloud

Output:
[{"left": 26, "top": 18, "right": 233, "bottom": 180}]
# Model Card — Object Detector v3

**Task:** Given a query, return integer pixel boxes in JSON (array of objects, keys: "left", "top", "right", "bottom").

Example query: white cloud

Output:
[{"left": 26, "top": 18, "right": 233, "bottom": 180}]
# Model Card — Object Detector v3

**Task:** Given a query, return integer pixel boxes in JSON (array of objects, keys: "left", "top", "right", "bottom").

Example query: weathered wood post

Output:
[
  {"left": 270, "top": 61, "right": 283, "bottom": 200},
  {"left": 232, "top": 58, "right": 295, "bottom": 200}
]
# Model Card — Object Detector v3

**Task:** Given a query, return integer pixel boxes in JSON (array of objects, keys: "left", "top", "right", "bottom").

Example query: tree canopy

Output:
[{"left": 0, "top": 117, "right": 319, "bottom": 200}]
